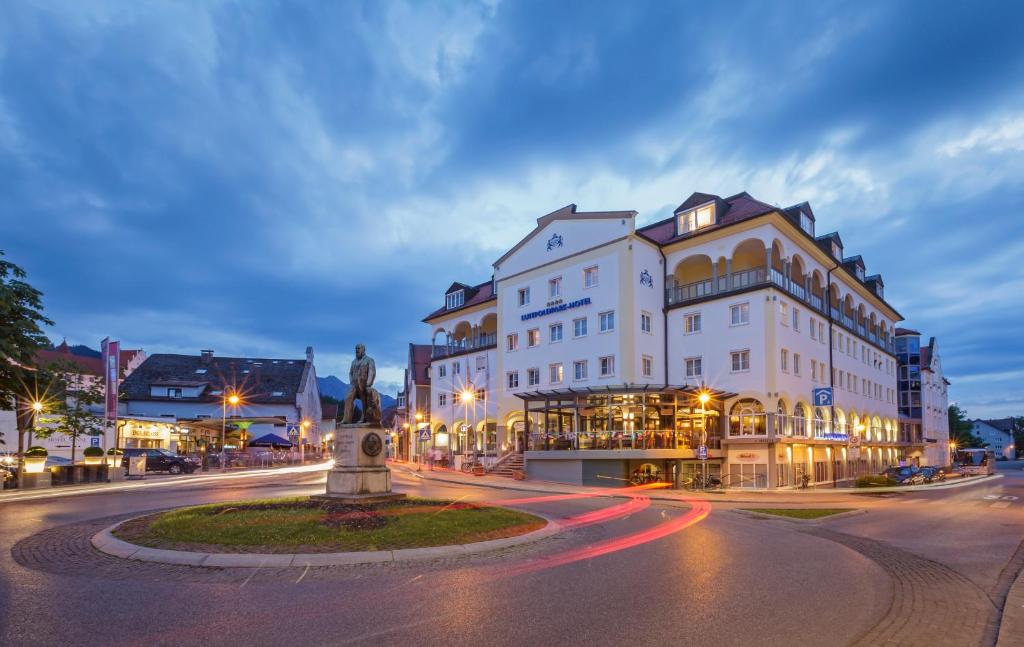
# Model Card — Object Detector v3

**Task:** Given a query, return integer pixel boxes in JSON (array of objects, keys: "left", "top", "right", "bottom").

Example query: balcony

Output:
[
  {"left": 431, "top": 333, "right": 497, "bottom": 359},
  {"left": 666, "top": 263, "right": 895, "bottom": 353},
  {"left": 726, "top": 413, "right": 896, "bottom": 444}
]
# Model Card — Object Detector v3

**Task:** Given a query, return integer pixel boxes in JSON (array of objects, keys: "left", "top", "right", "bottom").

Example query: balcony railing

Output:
[
  {"left": 530, "top": 429, "right": 722, "bottom": 451},
  {"left": 727, "top": 414, "right": 895, "bottom": 443},
  {"left": 666, "top": 263, "right": 895, "bottom": 353},
  {"left": 432, "top": 333, "right": 497, "bottom": 359}
]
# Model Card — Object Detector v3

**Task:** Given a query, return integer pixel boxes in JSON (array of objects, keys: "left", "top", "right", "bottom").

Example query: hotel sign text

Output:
[{"left": 521, "top": 297, "right": 592, "bottom": 321}]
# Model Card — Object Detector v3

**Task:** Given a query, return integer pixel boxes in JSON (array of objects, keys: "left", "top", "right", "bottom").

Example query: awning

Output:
[{"left": 249, "top": 433, "right": 294, "bottom": 447}]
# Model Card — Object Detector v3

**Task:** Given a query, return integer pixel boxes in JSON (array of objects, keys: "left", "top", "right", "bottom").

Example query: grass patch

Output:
[
  {"left": 743, "top": 508, "right": 855, "bottom": 520},
  {"left": 114, "top": 496, "right": 545, "bottom": 553}
]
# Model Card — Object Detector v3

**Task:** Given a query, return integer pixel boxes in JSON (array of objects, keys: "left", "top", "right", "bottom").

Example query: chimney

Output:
[
  {"left": 200, "top": 349, "right": 214, "bottom": 363},
  {"left": 305, "top": 346, "right": 314, "bottom": 362}
]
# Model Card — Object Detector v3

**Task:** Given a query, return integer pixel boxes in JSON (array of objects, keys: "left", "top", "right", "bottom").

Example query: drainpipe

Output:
[
  {"left": 657, "top": 245, "right": 669, "bottom": 384},
  {"left": 826, "top": 261, "right": 839, "bottom": 476}
]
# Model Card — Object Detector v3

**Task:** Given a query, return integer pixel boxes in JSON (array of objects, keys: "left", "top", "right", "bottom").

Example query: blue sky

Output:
[{"left": 1, "top": 1, "right": 1022, "bottom": 415}]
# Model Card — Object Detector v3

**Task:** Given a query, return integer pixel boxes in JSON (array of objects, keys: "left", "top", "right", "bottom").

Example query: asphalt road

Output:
[{"left": 1, "top": 463, "right": 1022, "bottom": 647}]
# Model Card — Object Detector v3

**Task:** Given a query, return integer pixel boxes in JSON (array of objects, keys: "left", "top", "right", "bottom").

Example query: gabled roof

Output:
[
  {"left": 783, "top": 201, "right": 816, "bottom": 224},
  {"left": 895, "top": 327, "right": 920, "bottom": 336},
  {"left": 976, "top": 418, "right": 1014, "bottom": 433},
  {"left": 120, "top": 353, "right": 311, "bottom": 404},
  {"left": 637, "top": 191, "right": 776, "bottom": 245},
  {"left": 37, "top": 344, "right": 103, "bottom": 376},
  {"left": 814, "top": 232, "right": 845, "bottom": 259},
  {"left": 492, "top": 203, "right": 637, "bottom": 268},
  {"left": 410, "top": 343, "right": 432, "bottom": 385},
  {"left": 423, "top": 279, "right": 496, "bottom": 322},
  {"left": 445, "top": 281, "right": 473, "bottom": 296}
]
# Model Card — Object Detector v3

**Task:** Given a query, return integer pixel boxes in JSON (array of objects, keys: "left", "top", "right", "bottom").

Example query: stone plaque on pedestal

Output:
[{"left": 315, "top": 423, "right": 405, "bottom": 504}]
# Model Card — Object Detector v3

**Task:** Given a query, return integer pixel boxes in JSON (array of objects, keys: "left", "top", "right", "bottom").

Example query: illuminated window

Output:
[
  {"left": 678, "top": 204, "right": 715, "bottom": 234},
  {"left": 599, "top": 355, "right": 615, "bottom": 377},
  {"left": 527, "top": 329, "right": 540, "bottom": 347},
  {"left": 506, "top": 334, "right": 519, "bottom": 352},
  {"left": 684, "top": 312, "right": 701, "bottom": 334},
  {"left": 549, "top": 363, "right": 563, "bottom": 384}
]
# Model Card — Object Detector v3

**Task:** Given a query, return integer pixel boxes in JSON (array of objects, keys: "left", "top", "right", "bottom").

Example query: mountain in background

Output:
[{"left": 318, "top": 375, "right": 396, "bottom": 409}]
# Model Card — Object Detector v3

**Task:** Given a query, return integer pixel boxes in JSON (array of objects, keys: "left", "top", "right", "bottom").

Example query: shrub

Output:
[
  {"left": 25, "top": 446, "right": 48, "bottom": 458},
  {"left": 856, "top": 474, "right": 897, "bottom": 488},
  {"left": 83, "top": 446, "right": 104, "bottom": 457}
]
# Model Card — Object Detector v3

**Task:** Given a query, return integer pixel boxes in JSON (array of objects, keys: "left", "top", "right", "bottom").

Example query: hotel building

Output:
[
  {"left": 894, "top": 328, "right": 951, "bottom": 466},
  {"left": 419, "top": 191, "right": 911, "bottom": 488}
]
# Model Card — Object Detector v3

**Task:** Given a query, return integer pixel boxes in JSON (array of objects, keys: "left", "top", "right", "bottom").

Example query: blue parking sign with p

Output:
[
  {"left": 91, "top": 436, "right": 100, "bottom": 447},
  {"left": 813, "top": 387, "right": 833, "bottom": 406}
]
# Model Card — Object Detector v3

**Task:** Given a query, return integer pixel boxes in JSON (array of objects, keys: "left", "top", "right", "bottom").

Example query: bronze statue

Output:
[{"left": 341, "top": 344, "right": 381, "bottom": 425}]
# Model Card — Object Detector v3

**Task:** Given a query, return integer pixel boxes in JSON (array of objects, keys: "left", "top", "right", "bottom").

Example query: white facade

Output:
[
  {"left": 971, "top": 420, "right": 1015, "bottom": 459},
  {"left": 418, "top": 194, "right": 909, "bottom": 487}
]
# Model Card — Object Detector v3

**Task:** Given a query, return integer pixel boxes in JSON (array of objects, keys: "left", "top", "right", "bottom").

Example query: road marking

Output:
[
  {"left": 295, "top": 564, "right": 310, "bottom": 584},
  {"left": 899, "top": 499, "right": 923, "bottom": 504},
  {"left": 991, "top": 502, "right": 1012, "bottom": 509}
]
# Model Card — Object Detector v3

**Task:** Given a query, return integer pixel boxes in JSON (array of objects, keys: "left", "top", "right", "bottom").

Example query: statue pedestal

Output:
[{"left": 314, "top": 423, "right": 405, "bottom": 504}]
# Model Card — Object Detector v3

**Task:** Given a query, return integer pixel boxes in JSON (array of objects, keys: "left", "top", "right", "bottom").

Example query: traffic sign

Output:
[
  {"left": 90, "top": 436, "right": 100, "bottom": 447},
  {"left": 697, "top": 445, "right": 708, "bottom": 460},
  {"left": 418, "top": 429, "right": 431, "bottom": 441},
  {"left": 849, "top": 435, "right": 861, "bottom": 447},
  {"left": 812, "top": 387, "right": 833, "bottom": 407},
  {"left": 286, "top": 422, "right": 300, "bottom": 438}
]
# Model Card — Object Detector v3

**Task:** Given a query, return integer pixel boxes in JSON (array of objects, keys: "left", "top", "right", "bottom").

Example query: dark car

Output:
[
  {"left": 919, "top": 466, "right": 946, "bottom": 483},
  {"left": 883, "top": 466, "right": 926, "bottom": 485},
  {"left": 122, "top": 448, "right": 197, "bottom": 475}
]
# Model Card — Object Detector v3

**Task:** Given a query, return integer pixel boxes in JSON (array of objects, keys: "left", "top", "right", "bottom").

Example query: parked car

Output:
[
  {"left": 919, "top": 466, "right": 946, "bottom": 483},
  {"left": 122, "top": 448, "right": 198, "bottom": 475},
  {"left": 882, "top": 466, "right": 927, "bottom": 485}
]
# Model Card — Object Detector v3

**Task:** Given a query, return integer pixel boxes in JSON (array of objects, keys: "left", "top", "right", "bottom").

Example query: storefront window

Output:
[{"left": 729, "top": 398, "right": 766, "bottom": 436}]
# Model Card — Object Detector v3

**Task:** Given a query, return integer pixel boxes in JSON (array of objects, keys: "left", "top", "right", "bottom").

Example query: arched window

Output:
[
  {"left": 794, "top": 403, "right": 808, "bottom": 437},
  {"left": 776, "top": 399, "right": 790, "bottom": 436},
  {"left": 729, "top": 398, "right": 765, "bottom": 436},
  {"left": 814, "top": 407, "right": 827, "bottom": 437}
]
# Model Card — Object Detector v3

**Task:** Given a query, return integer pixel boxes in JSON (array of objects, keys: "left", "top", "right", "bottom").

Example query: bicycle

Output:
[{"left": 460, "top": 455, "right": 485, "bottom": 473}]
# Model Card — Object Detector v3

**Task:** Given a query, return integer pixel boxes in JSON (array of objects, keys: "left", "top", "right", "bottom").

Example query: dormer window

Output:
[
  {"left": 678, "top": 204, "right": 715, "bottom": 234},
  {"left": 831, "top": 242, "right": 842, "bottom": 258},
  {"left": 876, "top": 284, "right": 884, "bottom": 298},
  {"left": 855, "top": 267, "right": 865, "bottom": 281},
  {"left": 195, "top": 368, "right": 207, "bottom": 374},
  {"left": 446, "top": 290, "right": 464, "bottom": 310},
  {"left": 800, "top": 212, "right": 814, "bottom": 235}
]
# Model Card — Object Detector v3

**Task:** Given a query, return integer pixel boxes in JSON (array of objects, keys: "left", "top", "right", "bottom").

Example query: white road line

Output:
[{"left": 990, "top": 501, "right": 1012, "bottom": 509}]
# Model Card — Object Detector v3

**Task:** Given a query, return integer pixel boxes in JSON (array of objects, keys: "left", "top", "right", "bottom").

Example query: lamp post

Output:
[
  {"left": 18, "top": 400, "right": 45, "bottom": 484},
  {"left": 300, "top": 419, "right": 311, "bottom": 463},
  {"left": 460, "top": 389, "right": 475, "bottom": 464},
  {"left": 414, "top": 411, "right": 424, "bottom": 463},
  {"left": 221, "top": 392, "right": 240, "bottom": 472},
  {"left": 698, "top": 391, "right": 710, "bottom": 489}
]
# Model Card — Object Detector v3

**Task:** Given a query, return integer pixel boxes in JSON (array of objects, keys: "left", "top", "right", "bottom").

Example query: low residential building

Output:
[
  {"left": 971, "top": 419, "right": 1016, "bottom": 459},
  {"left": 393, "top": 343, "right": 433, "bottom": 461},
  {"left": 412, "top": 191, "right": 906, "bottom": 488},
  {"left": 119, "top": 348, "right": 321, "bottom": 455},
  {"left": 894, "top": 328, "right": 951, "bottom": 466}
]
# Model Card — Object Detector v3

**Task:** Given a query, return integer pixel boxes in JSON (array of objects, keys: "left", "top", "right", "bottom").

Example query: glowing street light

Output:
[
  {"left": 31, "top": 401, "right": 43, "bottom": 413},
  {"left": 300, "top": 419, "right": 311, "bottom": 462},
  {"left": 220, "top": 391, "right": 242, "bottom": 472}
]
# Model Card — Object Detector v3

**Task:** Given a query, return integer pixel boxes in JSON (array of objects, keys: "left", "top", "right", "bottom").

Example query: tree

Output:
[
  {"left": 32, "top": 361, "right": 105, "bottom": 464},
  {"left": 1012, "top": 417, "right": 1024, "bottom": 459},
  {"left": 0, "top": 251, "right": 52, "bottom": 454},
  {"left": 948, "top": 404, "right": 983, "bottom": 448}
]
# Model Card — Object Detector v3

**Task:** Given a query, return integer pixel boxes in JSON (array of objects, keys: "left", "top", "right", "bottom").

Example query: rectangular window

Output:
[
  {"left": 168, "top": 388, "right": 182, "bottom": 399},
  {"left": 527, "top": 328, "right": 540, "bottom": 347},
  {"left": 837, "top": 370, "right": 844, "bottom": 388},
  {"left": 573, "top": 317, "right": 588, "bottom": 338},
  {"left": 780, "top": 301, "right": 789, "bottom": 325},
  {"left": 438, "top": 365, "right": 446, "bottom": 378},
  {"left": 476, "top": 355, "right": 486, "bottom": 370},
  {"left": 549, "top": 276, "right": 561, "bottom": 298},
  {"left": 506, "top": 371, "right": 519, "bottom": 389},
  {"left": 793, "top": 353, "right": 801, "bottom": 376},
  {"left": 819, "top": 322, "right": 825, "bottom": 342},
  {"left": 453, "top": 362, "right": 461, "bottom": 374},
  {"left": 731, "top": 350, "right": 750, "bottom": 372},
  {"left": 641, "top": 312, "right": 652, "bottom": 334},
  {"left": 573, "top": 360, "right": 588, "bottom": 381},
  {"left": 811, "top": 361, "right": 817, "bottom": 381},
  {"left": 439, "top": 393, "right": 447, "bottom": 406},
  {"left": 599, "top": 355, "right": 615, "bottom": 377},
  {"left": 527, "top": 368, "right": 540, "bottom": 387},
  {"left": 810, "top": 317, "right": 817, "bottom": 339},
  {"left": 730, "top": 303, "right": 750, "bottom": 326},
  {"left": 549, "top": 322, "right": 563, "bottom": 342},
  {"left": 518, "top": 287, "right": 530, "bottom": 306},
  {"left": 781, "top": 349, "right": 789, "bottom": 372},
  {"left": 549, "top": 363, "right": 563, "bottom": 384},
  {"left": 506, "top": 334, "right": 519, "bottom": 352},
  {"left": 446, "top": 291, "right": 464, "bottom": 310},
  {"left": 642, "top": 355, "right": 653, "bottom": 377},
  {"left": 792, "top": 308, "right": 800, "bottom": 331},
  {"left": 599, "top": 311, "right": 615, "bottom": 332},
  {"left": 684, "top": 312, "right": 701, "bottom": 334},
  {"left": 584, "top": 266, "right": 599, "bottom": 288},
  {"left": 685, "top": 357, "right": 703, "bottom": 378}
]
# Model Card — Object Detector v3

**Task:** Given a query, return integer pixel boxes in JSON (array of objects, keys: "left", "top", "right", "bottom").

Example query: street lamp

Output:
[
  {"left": 460, "top": 389, "right": 475, "bottom": 461},
  {"left": 300, "top": 419, "right": 311, "bottom": 463},
  {"left": 698, "top": 391, "right": 710, "bottom": 488},
  {"left": 221, "top": 391, "right": 241, "bottom": 471}
]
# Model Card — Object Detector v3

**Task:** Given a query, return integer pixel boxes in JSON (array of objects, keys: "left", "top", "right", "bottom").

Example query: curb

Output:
[
  {"left": 91, "top": 513, "right": 561, "bottom": 568},
  {"left": 730, "top": 508, "right": 869, "bottom": 524}
]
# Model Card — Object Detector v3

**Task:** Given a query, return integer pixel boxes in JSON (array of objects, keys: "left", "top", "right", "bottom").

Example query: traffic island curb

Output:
[
  {"left": 730, "top": 508, "right": 868, "bottom": 524},
  {"left": 90, "top": 514, "right": 561, "bottom": 568}
]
